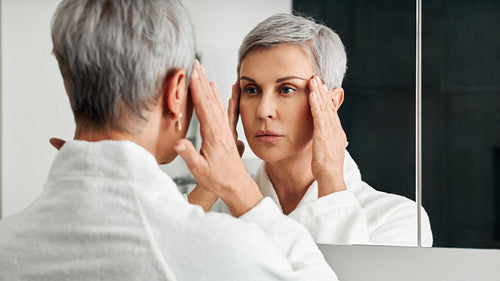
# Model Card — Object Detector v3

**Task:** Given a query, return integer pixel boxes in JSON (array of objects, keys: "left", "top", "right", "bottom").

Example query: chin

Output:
[
  {"left": 158, "top": 152, "right": 177, "bottom": 165},
  {"left": 249, "top": 140, "right": 313, "bottom": 164},
  {"left": 250, "top": 144, "right": 288, "bottom": 163}
]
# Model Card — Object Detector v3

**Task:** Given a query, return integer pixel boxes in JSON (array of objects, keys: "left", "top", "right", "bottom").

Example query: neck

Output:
[
  {"left": 265, "top": 144, "right": 315, "bottom": 214},
  {"left": 75, "top": 122, "right": 161, "bottom": 163}
]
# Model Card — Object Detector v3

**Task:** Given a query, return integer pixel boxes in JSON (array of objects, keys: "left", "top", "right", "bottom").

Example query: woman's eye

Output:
[
  {"left": 280, "top": 87, "right": 296, "bottom": 95},
  {"left": 244, "top": 86, "right": 258, "bottom": 95}
]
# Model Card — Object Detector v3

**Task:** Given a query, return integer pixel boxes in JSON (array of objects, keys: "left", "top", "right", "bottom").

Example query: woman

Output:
[{"left": 192, "top": 13, "right": 433, "bottom": 247}]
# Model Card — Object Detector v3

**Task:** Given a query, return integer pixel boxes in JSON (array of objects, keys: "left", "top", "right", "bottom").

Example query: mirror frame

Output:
[{"left": 415, "top": 0, "right": 422, "bottom": 247}]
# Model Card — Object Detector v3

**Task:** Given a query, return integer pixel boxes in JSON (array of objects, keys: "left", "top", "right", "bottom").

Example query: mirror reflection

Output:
[{"left": 176, "top": 0, "right": 431, "bottom": 247}]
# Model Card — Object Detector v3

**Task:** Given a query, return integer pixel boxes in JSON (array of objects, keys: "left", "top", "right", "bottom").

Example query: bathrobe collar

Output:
[
  {"left": 254, "top": 150, "right": 363, "bottom": 212},
  {"left": 47, "top": 140, "right": 183, "bottom": 200}
]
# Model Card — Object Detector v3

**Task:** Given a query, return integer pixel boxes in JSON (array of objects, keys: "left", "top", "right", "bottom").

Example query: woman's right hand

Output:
[{"left": 176, "top": 61, "right": 263, "bottom": 217}]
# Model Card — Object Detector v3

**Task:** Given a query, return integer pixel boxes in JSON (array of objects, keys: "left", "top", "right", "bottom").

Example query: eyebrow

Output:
[
  {"left": 239, "top": 75, "right": 307, "bottom": 83},
  {"left": 276, "top": 76, "right": 307, "bottom": 82},
  {"left": 240, "top": 76, "right": 256, "bottom": 83}
]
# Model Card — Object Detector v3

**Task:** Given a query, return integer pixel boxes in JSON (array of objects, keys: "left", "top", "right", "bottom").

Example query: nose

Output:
[{"left": 256, "top": 91, "right": 276, "bottom": 120}]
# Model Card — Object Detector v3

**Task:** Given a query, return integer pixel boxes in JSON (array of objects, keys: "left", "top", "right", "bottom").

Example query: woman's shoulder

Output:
[{"left": 353, "top": 180, "right": 419, "bottom": 216}]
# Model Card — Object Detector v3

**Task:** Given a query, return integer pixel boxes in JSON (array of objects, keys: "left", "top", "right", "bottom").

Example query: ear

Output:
[
  {"left": 329, "top": 87, "right": 344, "bottom": 111},
  {"left": 162, "top": 69, "right": 187, "bottom": 119}
]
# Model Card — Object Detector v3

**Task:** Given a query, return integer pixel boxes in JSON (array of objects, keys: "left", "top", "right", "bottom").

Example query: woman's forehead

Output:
[{"left": 240, "top": 45, "right": 315, "bottom": 80}]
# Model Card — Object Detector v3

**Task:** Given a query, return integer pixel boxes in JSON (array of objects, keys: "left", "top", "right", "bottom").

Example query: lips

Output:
[{"left": 255, "top": 130, "right": 283, "bottom": 143}]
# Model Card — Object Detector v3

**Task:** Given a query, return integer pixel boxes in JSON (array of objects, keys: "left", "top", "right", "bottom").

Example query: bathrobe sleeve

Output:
[
  {"left": 142, "top": 194, "right": 338, "bottom": 281},
  {"left": 288, "top": 190, "right": 370, "bottom": 245},
  {"left": 364, "top": 197, "right": 434, "bottom": 247},
  {"left": 288, "top": 183, "right": 433, "bottom": 247},
  {"left": 237, "top": 198, "right": 339, "bottom": 280}
]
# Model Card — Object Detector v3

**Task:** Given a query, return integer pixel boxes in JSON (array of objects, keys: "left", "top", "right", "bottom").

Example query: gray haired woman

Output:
[{"left": 190, "top": 13, "right": 433, "bottom": 247}]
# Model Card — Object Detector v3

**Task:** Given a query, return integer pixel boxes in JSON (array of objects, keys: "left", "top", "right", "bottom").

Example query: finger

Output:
[
  {"left": 309, "top": 86, "right": 335, "bottom": 139},
  {"left": 189, "top": 62, "right": 224, "bottom": 128},
  {"left": 49, "top": 138, "right": 66, "bottom": 150},
  {"left": 190, "top": 61, "right": 215, "bottom": 111},
  {"left": 210, "top": 81, "right": 226, "bottom": 115},
  {"left": 228, "top": 82, "right": 240, "bottom": 140},
  {"left": 231, "top": 80, "right": 241, "bottom": 104},
  {"left": 174, "top": 138, "right": 208, "bottom": 179},
  {"left": 315, "top": 76, "right": 331, "bottom": 110},
  {"left": 309, "top": 75, "right": 324, "bottom": 104},
  {"left": 236, "top": 140, "right": 245, "bottom": 157},
  {"left": 199, "top": 63, "right": 225, "bottom": 109},
  {"left": 309, "top": 76, "right": 328, "bottom": 119},
  {"left": 309, "top": 90, "right": 323, "bottom": 126},
  {"left": 228, "top": 99, "right": 237, "bottom": 140}
]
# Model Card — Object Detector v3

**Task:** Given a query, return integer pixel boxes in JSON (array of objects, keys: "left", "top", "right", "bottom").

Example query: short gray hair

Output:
[
  {"left": 238, "top": 13, "right": 347, "bottom": 89},
  {"left": 51, "top": 0, "right": 195, "bottom": 133}
]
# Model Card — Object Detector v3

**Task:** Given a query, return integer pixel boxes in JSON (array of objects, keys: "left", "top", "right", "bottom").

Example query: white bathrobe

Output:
[
  {"left": 0, "top": 140, "right": 337, "bottom": 281},
  {"left": 213, "top": 151, "right": 433, "bottom": 247}
]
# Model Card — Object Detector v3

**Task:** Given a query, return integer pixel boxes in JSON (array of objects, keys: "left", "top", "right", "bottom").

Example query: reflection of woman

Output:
[{"left": 194, "top": 13, "right": 432, "bottom": 246}]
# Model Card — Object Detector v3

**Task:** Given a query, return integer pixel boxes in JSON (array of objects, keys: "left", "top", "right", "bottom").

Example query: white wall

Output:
[
  {"left": 0, "top": 0, "right": 291, "bottom": 217},
  {"left": 1, "top": 0, "right": 72, "bottom": 218}
]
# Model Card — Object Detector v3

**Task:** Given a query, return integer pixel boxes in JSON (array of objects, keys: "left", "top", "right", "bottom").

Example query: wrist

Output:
[
  {"left": 188, "top": 185, "right": 219, "bottom": 212},
  {"left": 220, "top": 177, "right": 264, "bottom": 217},
  {"left": 317, "top": 173, "right": 347, "bottom": 197}
]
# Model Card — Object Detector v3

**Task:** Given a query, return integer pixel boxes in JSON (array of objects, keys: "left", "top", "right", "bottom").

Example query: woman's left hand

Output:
[
  {"left": 308, "top": 75, "right": 348, "bottom": 197},
  {"left": 228, "top": 81, "right": 245, "bottom": 157}
]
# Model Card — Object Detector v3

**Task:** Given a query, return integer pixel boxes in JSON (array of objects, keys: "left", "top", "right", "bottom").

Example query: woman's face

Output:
[{"left": 239, "top": 44, "right": 315, "bottom": 163}]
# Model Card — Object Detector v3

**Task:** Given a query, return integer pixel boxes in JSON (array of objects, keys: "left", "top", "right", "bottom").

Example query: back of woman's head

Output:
[
  {"left": 238, "top": 13, "right": 347, "bottom": 90},
  {"left": 51, "top": 0, "right": 195, "bottom": 133}
]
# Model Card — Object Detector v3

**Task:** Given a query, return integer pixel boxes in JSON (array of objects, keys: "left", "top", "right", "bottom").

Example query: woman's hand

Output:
[
  {"left": 187, "top": 81, "right": 246, "bottom": 211},
  {"left": 175, "top": 60, "right": 263, "bottom": 217},
  {"left": 228, "top": 81, "right": 245, "bottom": 157},
  {"left": 308, "top": 75, "right": 348, "bottom": 197},
  {"left": 49, "top": 138, "right": 66, "bottom": 150}
]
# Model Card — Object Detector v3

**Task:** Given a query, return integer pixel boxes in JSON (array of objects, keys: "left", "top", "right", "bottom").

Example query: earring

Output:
[{"left": 175, "top": 113, "right": 183, "bottom": 132}]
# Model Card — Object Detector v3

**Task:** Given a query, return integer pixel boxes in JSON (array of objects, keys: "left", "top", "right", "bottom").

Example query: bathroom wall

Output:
[{"left": 0, "top": 0, "right": 72, "bottom": 218}]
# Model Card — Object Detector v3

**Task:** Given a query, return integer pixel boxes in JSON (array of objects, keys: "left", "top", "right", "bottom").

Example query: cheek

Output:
[
  {"left": 239, "top": 102, "right": 254, "bottom": 129},
  {"left": 286, "top": 98, "right": 314, "bottom": 136}
]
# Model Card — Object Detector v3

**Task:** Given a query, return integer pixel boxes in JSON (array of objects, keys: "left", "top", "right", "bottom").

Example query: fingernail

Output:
[
  {"left": 191, "top": 68, "right": 198, "bottom": 78},
  {"left": 200, "top": 64, "right": 206, "bottom": 73},
  {"left": 311, "top": 76, "right": 317, "bottom": 86}
]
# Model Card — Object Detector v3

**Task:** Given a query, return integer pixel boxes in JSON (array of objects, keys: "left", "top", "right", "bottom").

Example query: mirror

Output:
[
  {"left": 174, "top": 0, "right": 426, "bottom": 247},
  {"left": 2, "top": 0, "right": 498, "bottom": 250}
]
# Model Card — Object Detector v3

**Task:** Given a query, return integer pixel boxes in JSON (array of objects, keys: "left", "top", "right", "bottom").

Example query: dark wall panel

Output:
[{"left": 294, "top": 0, "right": 500, "bottom": 248}]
